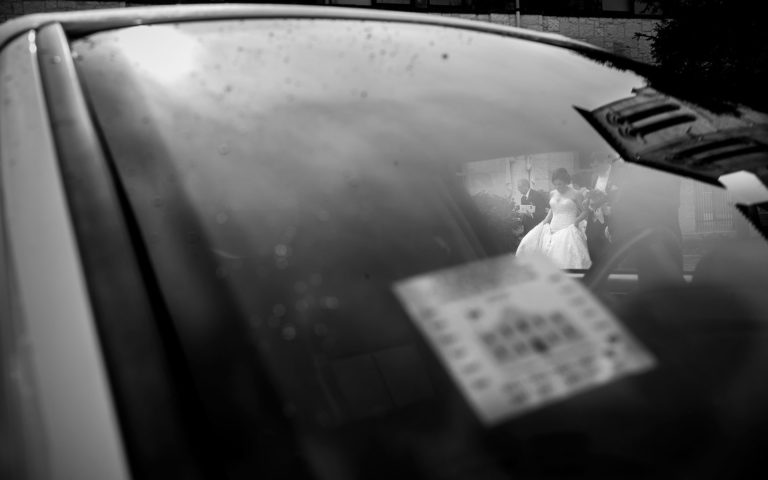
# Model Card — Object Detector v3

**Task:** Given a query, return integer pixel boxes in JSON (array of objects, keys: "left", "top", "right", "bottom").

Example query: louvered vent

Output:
[{"left": 576, "top": 88, "right": 768, "bottom": 187}]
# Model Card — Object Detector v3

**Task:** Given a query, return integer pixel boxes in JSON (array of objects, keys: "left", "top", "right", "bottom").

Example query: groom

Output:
[{"left": 517, "top": 179, "right": 548, "bottom": 236}]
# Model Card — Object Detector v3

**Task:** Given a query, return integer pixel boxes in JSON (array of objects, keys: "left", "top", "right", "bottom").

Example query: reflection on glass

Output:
[
  {"left": 463, "top": 149, "right": 751, "bottom": 278},
  {"left": 115, "top": 26, "right": 198, "bottom": 83}
]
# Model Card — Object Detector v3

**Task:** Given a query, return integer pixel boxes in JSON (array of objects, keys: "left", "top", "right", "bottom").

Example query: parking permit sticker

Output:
[{"left": 393, "top": 253, "right": 656, "bottom": 426}]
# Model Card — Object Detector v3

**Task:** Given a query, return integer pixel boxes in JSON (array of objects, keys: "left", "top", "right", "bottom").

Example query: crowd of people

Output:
[
  {"left": 513, "top": 153, "right": 684, "bottom": 286},
  {"left": 513, "top": 154, "right": 624, "bottom": 270}
]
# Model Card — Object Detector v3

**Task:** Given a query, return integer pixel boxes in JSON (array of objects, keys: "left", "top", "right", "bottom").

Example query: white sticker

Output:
[
  {"left": 518, "top": 204, "right": 535, "bottom": 215},
  {"left": 393, "top": 253, "right": 656, "bottom": 426},
  {"left": 719, "top": 171, "right": 768, "bottom": 206}
]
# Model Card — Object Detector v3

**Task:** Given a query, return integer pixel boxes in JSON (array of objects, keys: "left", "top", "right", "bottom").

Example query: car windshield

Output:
[{"left": 73, "top": 18, "right": 768, "bottom": 479}]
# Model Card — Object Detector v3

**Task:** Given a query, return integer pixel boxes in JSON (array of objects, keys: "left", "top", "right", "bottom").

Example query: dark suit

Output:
[
  {"left": 520, "top": 189, "right": 549, "bottom": 235},
  {"left": 585, "top": 207, "right": 610, "bottom": 263},
  {"left": 587, "top": 167, "right": 618, "bottom": 263},
  {"left": 594, "top": 160, "right": 683, "bottom": 284}
]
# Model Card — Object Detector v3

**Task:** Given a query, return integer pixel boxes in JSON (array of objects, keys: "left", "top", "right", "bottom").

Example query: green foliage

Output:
[
  {"left": 471, "top": 192, "right": 524, "bottom": 251},
  {"left": 645, "top": 0, "right": 768, "bottom": 112}
]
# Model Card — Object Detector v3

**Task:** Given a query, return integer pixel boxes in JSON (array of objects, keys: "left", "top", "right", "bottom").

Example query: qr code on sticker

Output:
[{"left": 393, "top": 252, "right": 655, "bottom": 425}]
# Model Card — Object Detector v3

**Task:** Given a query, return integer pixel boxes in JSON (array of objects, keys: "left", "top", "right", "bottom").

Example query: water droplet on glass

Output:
[
  {"left": 294, "top": 282, "right": 308, "bottom": 294},
  {"left": 152, "top": 197, "right": 164, "bottom": 208},
  {"left": 310, "top": 273, "right": 322, "bottom": 286},
  {"left": 284, "top": 226, "right": 297, "bottom": 239},
  {"left": 282, "top": 325, "right": 297, "bottom": 341},
  {"left": 314, "top": 323, "right": 328, "bottom": 337},
  {"left": 323, "top": 297, "right": 339, "bottom": 309},
  {"left": 275, "top": 244, "right": 289, "bottom": 257},
  {"left": 215, "top": 212, "right": 228, "bottom": 224},
  {"left": 52, "top": 55, "right": 61, "bottom": 64},
  {"left": 217, "top": 143, "right": 231, "bottom": 156},
  {"left": 273, "top": 304, "right": 287, "bottom": 317},
  {"left": 360, "top": 90, "right": 368, "bottom": 99},
  {"left": 441, "top": 52, "right": 450, "bottom": 60}
]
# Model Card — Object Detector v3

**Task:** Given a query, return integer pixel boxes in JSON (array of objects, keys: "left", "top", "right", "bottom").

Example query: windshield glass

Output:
[{"left": 73, "top": 18, "right": 768, "bottom": 479}]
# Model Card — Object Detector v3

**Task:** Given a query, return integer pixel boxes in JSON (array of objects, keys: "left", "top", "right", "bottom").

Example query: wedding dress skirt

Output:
[{"left": 516, "top": 192, "right": 592, "bottom": 269}]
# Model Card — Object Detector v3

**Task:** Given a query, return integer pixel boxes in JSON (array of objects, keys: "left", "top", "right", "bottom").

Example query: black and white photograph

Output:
[{"left": 1, "top": 1, "right": 768, "bottom": 479}]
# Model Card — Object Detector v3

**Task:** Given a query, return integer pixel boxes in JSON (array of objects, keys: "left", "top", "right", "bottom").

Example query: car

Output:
[{"left": 2, "top": 4, "right": 768, "bottom": 480}]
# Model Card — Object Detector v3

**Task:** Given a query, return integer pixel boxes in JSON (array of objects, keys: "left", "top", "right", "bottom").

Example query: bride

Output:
[{"left": 516, "top": 168, "right": 592, "bottom": 269}]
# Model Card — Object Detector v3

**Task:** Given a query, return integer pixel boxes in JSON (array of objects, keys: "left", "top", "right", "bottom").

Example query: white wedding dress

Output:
[{"left": 516, "top": 190, "right": 592, "bottom": 269}]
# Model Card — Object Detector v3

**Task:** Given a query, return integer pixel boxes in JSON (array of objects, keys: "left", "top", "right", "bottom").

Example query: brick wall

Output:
[
  {"left": 434, "top": 13, "right": 660, "bottom": 64},
  {"left": 0, "top": 1, "right": 126, "bottom": 23}
]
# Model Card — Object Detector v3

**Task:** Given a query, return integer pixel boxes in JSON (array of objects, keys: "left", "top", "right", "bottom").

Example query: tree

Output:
[{"left": 644, "top": 0, "right": 768, "bottom": 112}]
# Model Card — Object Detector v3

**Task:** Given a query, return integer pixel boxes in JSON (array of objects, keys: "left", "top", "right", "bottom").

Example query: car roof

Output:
[{"left": 0, "top": 3, "right": 630, "bottom": 65}]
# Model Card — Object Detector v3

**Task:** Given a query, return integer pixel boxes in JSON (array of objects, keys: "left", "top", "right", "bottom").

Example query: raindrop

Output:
[
  {"left": 314, "top": 323, "right": 328, "bottom": 337},
  {"left": 360, "top": 90, "right": 368, "bottom": 99},
  {"left": 441, "top": 53, "right": 450, "bottom": 60},
  {"left": 224, "top": 84, "right": 233, "bottom": 93},
  {"left": 215, "top": 212, "right": 228, "bottom": 224},
  {"left": 282, "top": 325, "right": 297, "bottom": 341},
  {"left": 284, "top": 226, "right": 297, "bottom": 239},
  {"left": 152, "top": 197, "right": 164, "bottom": 208},
  {"left": 217, "top": 143, "right": 231, "bottom": 156},
  {"left": 52, "top": 55, "right": 61, "bottom": 64},
  {"left": 273, "top": 304, "right": 287, "bottom": 317},
  {"left": 310, "top": 273, "right": 323, "bottom": 286},
  {"left": 294, "top": 282, "right": 308, "bottom": 294},
  {"left": 323, "top": 297, "right": 339, "bottom": 309},
  {"left": 275, "top": 244, "right": 289, "bottom": 257}
]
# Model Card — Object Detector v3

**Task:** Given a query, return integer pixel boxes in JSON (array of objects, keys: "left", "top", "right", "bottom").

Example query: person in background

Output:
[
  {"left": 516, "top": 178, "right": 549, "bottom": 236},
  {"left": 584, "top": 189, "right": 611, "bottom": 263},
  {"left": 584, "top": 153, "right": 619, "bottom": 264}
]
